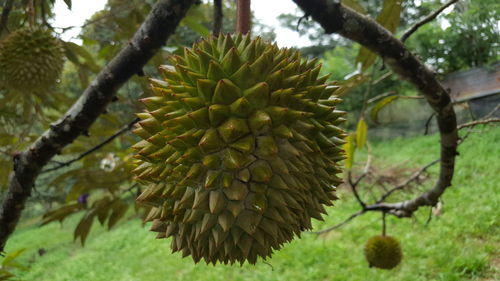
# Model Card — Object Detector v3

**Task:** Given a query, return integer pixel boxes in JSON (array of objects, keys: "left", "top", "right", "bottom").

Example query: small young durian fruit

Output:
[
  {"left": 0, "top": 28, "right": 65, "bottom": 93},
  {"left": 364, "top": 235, "right": 403, "bottom": 269}
]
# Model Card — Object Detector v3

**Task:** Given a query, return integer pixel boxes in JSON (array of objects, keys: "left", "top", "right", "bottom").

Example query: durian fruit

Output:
[
  {"left": 364, "top": 235, "right": 402, "bottom": 269},
  {"left": 132, "top": 34, "right": 346, "bottom": 265},
  {"left": 0, "top": 27, "right": 65, "bottom": 92}
]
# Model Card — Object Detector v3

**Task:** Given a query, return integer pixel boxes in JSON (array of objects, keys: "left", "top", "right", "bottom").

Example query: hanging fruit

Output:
[{"left": 132, "top": 33, "right": 346, "bottom": 264}]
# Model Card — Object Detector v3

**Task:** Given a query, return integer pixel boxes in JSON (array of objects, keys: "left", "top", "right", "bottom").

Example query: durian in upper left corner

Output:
[{"left": 0, "top": 28, "right": 65, "bottom": 93}]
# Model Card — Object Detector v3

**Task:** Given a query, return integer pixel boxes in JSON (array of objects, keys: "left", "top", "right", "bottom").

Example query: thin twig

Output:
[
  {"left": 41, "top": 118, "right": 139, "bottom": 173},
  {"left": 457, "top": 118, "right": 500, "bottom": 130},
  {"left": 367, "top": 93, "right": 423, "bottom": 104},
  {"left": 375, "top": 158, "right": 440, "bottom": 204},
  {"left": 459, "top": 104, "right": 500, "bottom": 143},
  {"left": 400, "top": 96, "right": 424, "bottom": 100},
  {"left": 367, "top": 91, "right": 396, "bottom": 104},
  {"left": 425, "top": 205, "right": 433, "bottom": 225},
  {"left": 312, "top": 210, "right": 366, "bottom": 235},
  {"left": 401, "top": 0, "right": 459, "bottom": 42},
  {"left": 373, "top": 71, "right": 392, "bottom": 85},
  {"left": 348, "top": 172, "right": 366, "bottom": 208},
  {"left": 483, "top": 104, "right": 500, "bottom": 119},
  {"left": 424, "top": 113, "right": 436, "bottom": 135}
]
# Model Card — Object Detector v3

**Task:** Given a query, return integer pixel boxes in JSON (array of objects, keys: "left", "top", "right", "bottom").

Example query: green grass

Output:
[{"left": 5, "top": 126, "right": 500, "bottom": 281}]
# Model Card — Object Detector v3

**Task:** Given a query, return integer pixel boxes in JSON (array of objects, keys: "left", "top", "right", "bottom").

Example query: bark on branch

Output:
[
  {"left": 0, "top": 0, "right": 195, "bottom": 253},
  {"left": 292, "top": 0, "right": 458, "bottom": 218}
]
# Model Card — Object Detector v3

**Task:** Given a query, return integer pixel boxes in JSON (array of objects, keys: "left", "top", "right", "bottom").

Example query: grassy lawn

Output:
[{"left": 5, "top": 126, "right": 499, "bottom": 281}]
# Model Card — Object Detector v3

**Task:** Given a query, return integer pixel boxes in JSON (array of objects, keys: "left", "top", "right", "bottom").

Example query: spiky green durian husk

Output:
[
  {"left": 364, "top": 235, "right": 402, "bottom": 269},
  {"left": 0, "top": 28, "right": 65, "bottom": 92},
  {"left": 132, "top": 34, "right": 346, "bottom": 265}
]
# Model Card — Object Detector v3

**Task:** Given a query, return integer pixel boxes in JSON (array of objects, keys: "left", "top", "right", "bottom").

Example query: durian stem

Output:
[
  {"left": 382, "top": 212, "right": 386, "bottom": 236},
  {"left": 212, "top": 0, "right": 223, "bottom": 35},
  {"left": 27, "top": 0, "right": 35, "bottom": 28},
  {"left": 236, "top": 0, "right": 251, "bottom": 34}
]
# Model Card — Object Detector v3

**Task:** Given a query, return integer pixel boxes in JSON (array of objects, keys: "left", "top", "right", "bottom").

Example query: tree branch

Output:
[
  {"left": 41, "top": 118, "right": 139, "bottom": 174},
  {"left": 456, "top": 118, "right": 500, "bottom": 130},
  {"left": 321, "top": 113, "right": 499, "bottom": 233},
  {"left": 292, "top": 0, "right": 458, "bottom": 218},
  {"left": 0, "top": 0, "right": 14, "bottom": 36},
  {"left": 348, "top": 172, "right": 366, "bottom": 208},
  {"left": 0, "top": 0, "right": 195, "bottom": 253},
  {"left": 347, "top": 143, "right": 372, "bottom": 208},
  {"left": 375, "top": 158, "right": 440, "bottom": 204},
  {"left": 401, "top": 0, "right": 459, "bottom": 42},
  {"left": 212, "top": 0, "right": 223, "bottom": 35},
  {"left": 312, "top": 210, "right": 365, "bottom": 235}
]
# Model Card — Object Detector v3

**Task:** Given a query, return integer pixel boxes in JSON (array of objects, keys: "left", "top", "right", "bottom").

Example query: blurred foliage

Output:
[
  {"left": 0, "top": 0, "right": 497, "bottom": 270},
  {"left": 407, "top": 0, "right": 500, "bottom": 74},
  {"left": 280, "top": 0, "right": 499, "bottom": 121},
  {"left": 0, "top": 248, "right": 28, "bottom": 280},
  {"left": 0, "top": 0, "right": 277, "bottom": 249}
]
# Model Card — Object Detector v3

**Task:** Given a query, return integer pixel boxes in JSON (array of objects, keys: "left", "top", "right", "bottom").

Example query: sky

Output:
[{"left": 52, "top": 0, "right": 312, "bottom": 47}]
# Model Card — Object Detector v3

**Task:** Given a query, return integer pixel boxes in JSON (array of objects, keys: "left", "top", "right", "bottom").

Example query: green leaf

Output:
[
  {"left": 2, "top": 249, "right": 25, "bottom": 266},
  {"left": 356, "top": 118, "right": 368, "bottom": 149},
  {"left": 93, "top": 197, "right": 112, "bottom": 225},
  {"left": 343, "top": 133, "right": 356, "bottom": 171},
  {"left": 41, "top": 203, "right": 83, "bottom": 225},
  {"left": 108, "top": 200, "right": 129, "bottom": 229},
  {"left": 180, "top": 5, "right": 210, "bottom": 37},
  {"left": 182, "top": 17, "right": 210, "bottom": 37},
  {"left": 63, "top": 0, "right": 72, "bottom": 9},
  {"left": 66, "top": 179, "right": 90, "bottom": 202},
  {"left": 2, "top": 262, "right": 28, "bottom": 271},
  {"left": 74, "top": 212, "right": 95, "bottom": 246},
  {"left": 370, "top": 95, "right": 399, "bottom": 124},
  {"left": 377, "top": 0, "right": 404, "bottom": 34},
  {"left": 355, "top": 0, "right": 403, "bottom": 71},
  {"left": 63, "top": 42, "right": 100, "bottom": 72},
  {"left": 0, "top": 269, "right": 15, "bottom": 279}
]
